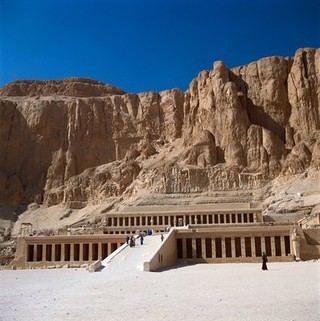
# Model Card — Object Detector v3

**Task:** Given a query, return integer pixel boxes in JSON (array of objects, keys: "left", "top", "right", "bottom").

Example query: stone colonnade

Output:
[
  {"left": 105, "top": 211, "right": 258, "bottom": 231},
  {"left": 176, "top": 229, "right": 292, "bottom": 262},
  {"left": 24, "top": 235, "right": 125, "bottom": 263}
]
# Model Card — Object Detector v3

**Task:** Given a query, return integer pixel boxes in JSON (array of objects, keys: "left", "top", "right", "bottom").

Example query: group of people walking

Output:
[
  {"left": 125, "top": 233, "right": 146, "bottom": 247},
  {"left": 125, "top": 235, "right": 136, "bottom": 247},
  {"left": 125, "top": 232, "right": 165, "bottom": 247}
]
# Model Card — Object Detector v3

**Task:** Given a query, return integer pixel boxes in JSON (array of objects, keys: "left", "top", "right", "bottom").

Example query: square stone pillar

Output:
[
  {"left": 51, "top": 244, "right": 56, "bottom": 262},
  {"left": 70, "top": 244, "right": 74, "bottom": 261},
  {"left": 182, "top": 238, "right": 187, "bottom": 259},
  {"left": 231, "top": 238, "right": 236, "bottom": 258},
  {"left": 23, "top": 241, "right": 29, "bottom": 263},
  {"left": 42, "top": 244, "right": 47, "bottom": 262},
  {"left": 61, "top": 243, "right": 65, "bottom": 262},
  {"left": 192, "top": 239, "right": 196, "bottom": 259},
  {"left": 240, "top": 237, "right": 246, "bottom": 257},
  {"left": 183, "top": 215, "right": 186, "bottom": 226},
  {"left": 98, "top": 243, "right": 102, "bottom": 260},
  {"left": 33, "top": 244, "right": 37, "bottom": 262},
  {"left": 261, "top": 237, "right": 266, "bottom": 254},
  {"left": 111, "top": 217, "right": 115, "bottom": 227},
  {"left": 221, "top": 238, "right": 226, "bottom": 258},
  {"left": 79, "top": 243, "right": 84, "bottom": 261},
  {"left": 88, "top": 243, "right": 93, "bottom": 261},
  {"left": 271, "top": 236, "right": 276, "bottom": 257},
  {"left": 201, "top": 239, "right": 206, "bottom": 258},
  {"left": 108, "top": 243, "right": 112, "bottom": 256},
  {"left": 251, "top": 237, "right": 256, "bottom": 257},
  {"left": 280, "top": 236, "right": 286, "bottom": 256},
  {"left": 211, "top": 239, "right": 216, "bottom": 258}
]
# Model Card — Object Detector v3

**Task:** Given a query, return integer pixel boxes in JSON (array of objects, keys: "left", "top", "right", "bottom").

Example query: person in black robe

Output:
[
  {"left": 129, "top": 236, "right": 135, "bottom": 247},
  {"left": 262, "top": 252, "right": 268, "bottom": 270}
]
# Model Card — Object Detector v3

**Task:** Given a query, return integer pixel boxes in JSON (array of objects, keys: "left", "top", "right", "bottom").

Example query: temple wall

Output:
[
  {"left": 144, "top": 229, "right": 177, "bottom": 271},
  {"left": 7, "top": 209, "right": 320, "bottom": 271},
  {"left": 300, "top": 229, "right": 320, "bottom": 260},
  {"left": 9, "top": 234, "right": 125, "bottom": 270}
]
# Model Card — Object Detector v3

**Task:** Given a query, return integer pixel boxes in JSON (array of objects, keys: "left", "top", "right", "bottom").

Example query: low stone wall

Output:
[
  {"left": 301, "top": 229, "right": 320, "bottom": 260},
  {"left": 303, "top": 229, "right": 320, "bottom": 245},
  {"left": 88, "top": 260, "right": 101, "bottom": 272},
  {"left": 144, "top": 229, "right": 177, "bottom": 272}
]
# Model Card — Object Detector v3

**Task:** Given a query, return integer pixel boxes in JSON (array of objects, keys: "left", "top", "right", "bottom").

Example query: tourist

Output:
[
  {"left": 161, "top": 234, "right": 164, "bottom": 242},
  {"left": 125, "top": 235, "right": 130, "bottom": 244},
  {"left": 140, "top": 235, "right": 144, "bottom": 245},
  {"left": 130, "top": 236, "right": 135, "bottom": 247},
  {"left": 262, "top": 252, "right": 268, "bottom": 270}
]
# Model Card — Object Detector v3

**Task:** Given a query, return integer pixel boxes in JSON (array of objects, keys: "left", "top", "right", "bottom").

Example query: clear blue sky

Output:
[{"left": 0, "top": 0, "right": 319, "bottom": 93}]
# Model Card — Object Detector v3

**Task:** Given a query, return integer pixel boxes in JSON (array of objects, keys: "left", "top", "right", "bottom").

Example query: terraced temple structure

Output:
[
  {"left": 9, "top": 204, "right": 320, "bottom": 270},
  {"left": 1, "top": 48, "right": 320, "bottom": 269}
]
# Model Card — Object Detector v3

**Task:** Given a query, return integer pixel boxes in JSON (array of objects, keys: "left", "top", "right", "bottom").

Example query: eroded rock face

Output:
[
  {"left": 0, "top": 48, "right": 319, "bottom": 209},
  {"left": 184, "top": 62, "right": 250, "bottom": 167},
  {"left": 288, "top": 49, "right": 320, "bottom": 143},
  {"left": 0, "top": 78, "right": 126, "bottom": 97}
]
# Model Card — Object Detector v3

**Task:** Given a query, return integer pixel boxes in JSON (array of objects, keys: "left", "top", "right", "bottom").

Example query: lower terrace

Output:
[{"left": 8, "top": 205, "right": 320, "bottom": 270}]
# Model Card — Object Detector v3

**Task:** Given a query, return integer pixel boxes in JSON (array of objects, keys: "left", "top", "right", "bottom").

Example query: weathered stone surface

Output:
[
  {"left": 287, "top": 48, "right": 320, "bottom": 142},
  {"left": 311, "top": 138, "right": 320, "bottom": 171},
  {"left": 182, "top": 130, "right": 217, "bottom": 167},
  {"left": 184, "top": 62, "right": 250, "bottom": 167},
  {"left": 0, "top": 78, "right": 125, "bottom": 97},
  {"left": 232, "top": 55, "right": 291, "bottom": 141},
  {"left": 0, "top": 48, "right": 319, "bottom": 213},
  {"left": 45, "top": 161, "right": 140, "bottom": 208},
  {"left": 281, "top": 142, "right": 312, "bottom": 175}
]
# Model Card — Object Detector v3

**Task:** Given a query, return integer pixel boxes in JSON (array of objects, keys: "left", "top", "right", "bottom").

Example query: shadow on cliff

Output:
[
  {"left": 0, "top": 101, "right": 45, "bottom": 206},
  {"left": 229, "top": 70, "right": 289, "bottom": 144},
  {"left": 247, "top": 98, "right": 287, "bottom": 143}
]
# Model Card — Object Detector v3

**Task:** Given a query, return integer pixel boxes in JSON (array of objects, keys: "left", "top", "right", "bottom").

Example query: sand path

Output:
[{"left": 0, "top": 251, "right": 319, "bottom": 321}]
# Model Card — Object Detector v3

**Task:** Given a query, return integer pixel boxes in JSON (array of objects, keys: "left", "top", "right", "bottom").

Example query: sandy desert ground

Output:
[{"left": 1, "top": 260, "right": 319, "bottom": 321}]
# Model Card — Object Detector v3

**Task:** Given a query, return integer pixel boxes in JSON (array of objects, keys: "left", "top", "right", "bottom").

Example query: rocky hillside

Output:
[{"left": 0, "top": 48, "right": 319, "bottom": 234}]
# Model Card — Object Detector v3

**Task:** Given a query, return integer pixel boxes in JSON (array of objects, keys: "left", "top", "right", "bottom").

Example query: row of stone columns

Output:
[
  {"left": 178, "top": 235, "right": 290, "bottom": 260},
  {"left": 107, "top": 212, "right": 256, "bottom": 228},
  {"left": 27, "top": 242, "right": 122, "bottom": 263}
]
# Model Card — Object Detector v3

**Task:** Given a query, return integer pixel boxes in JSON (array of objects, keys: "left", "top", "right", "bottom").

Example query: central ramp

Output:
[{"left": 101, "top": 234, "right": 163, "bottom": 274}]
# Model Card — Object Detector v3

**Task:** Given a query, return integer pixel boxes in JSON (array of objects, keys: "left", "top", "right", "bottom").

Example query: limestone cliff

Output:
[{"left": 0, "top": 48, "right": 319, "bottom": 218}]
